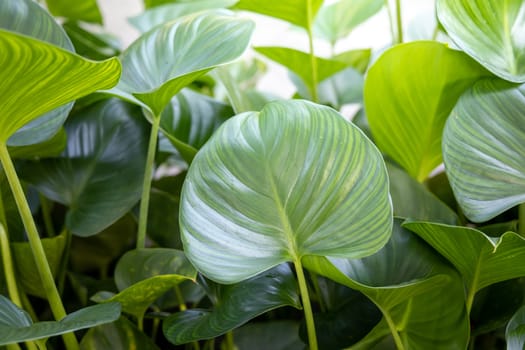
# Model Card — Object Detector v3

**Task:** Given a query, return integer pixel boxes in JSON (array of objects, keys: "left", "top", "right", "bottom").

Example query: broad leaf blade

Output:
[
  {"left": 442, "top": 79, "right": 525, "bottom": 222},
  {"left": 234, "top": 0, "right": 323, "bottom": 29},
  {"left": 163, "top": 264, "right": 301, "bottom": 344},
  {"left": 364, "top": 41, "right": 489, "bottom": 182},
  {"left": 116, "top": 10, "right": 254, "bottom": 115},
  {"left": 404, "top": 221, "right": 525, "bottom": 293},
  {"left": 437, "top": 0, "right": 525, "bottom": 82},
  {"left": 0, "top": 30, "right": 120, "bottom": 142},
  {"left": 181, "top": 100, "right": 392, "bottom": 284},
  {"left": 0, "top": 296, "right": 32, "bottom": 328},
  {"left": 18, "top": 99, "right": 148, "bottom": 236},
  {"left": 0, "top": 299, "right": 120, "bottom": 345}
]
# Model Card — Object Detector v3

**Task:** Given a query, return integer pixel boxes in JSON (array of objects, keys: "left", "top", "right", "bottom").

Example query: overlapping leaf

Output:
[
  {"left": 442, "top": 79, "right": 525, "bottom": 222},
  {"left": 18, "top": 99, "right": 148, "bottom": 236},
  {"left": 0, "top": 296, "right": 120, "bottom": 345},
  {"left": 437, "top": 0, "right": 525, "bottom": 82},
  {"left": 46, "top": 0, "right": 102, "bottom": 24},
  {"left": 163, "top": 264, "right": 301, "bottom": 344},
  {"left": 114, "top": 10, "right": 254, "bottom": 115},
  {"left": 364, "top": 41, "right": 489, "bottom": 182},
  {"left": 180, "top": 100, "right": 392, "bottom": 283}
]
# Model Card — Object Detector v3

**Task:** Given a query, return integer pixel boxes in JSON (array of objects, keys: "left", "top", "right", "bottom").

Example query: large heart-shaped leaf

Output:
[
  {"left": 403, "top": 221, "right": 525, "bottom": 300},
  {"left": 17, "top": 99, "right": 149, "bottom": 236},
  {"left": 163, "top": 264, "right": 301, "bottom": 344},
  {"left": 0, "top": 30, "right": 120, "bottom": 143},
  {"left": 507, "top": 305, "right": 525, "bottom": 350},
  {"left": 437, "top": 0, "right": 525, "bottom": 82},
  {"left": 364, "top": 41, "right": 489, "bottom": 182},
  {"left": 303, "top": 219, "right": 469, "bottom": 349},
  {"left": 442, "top": 79, "right": 525, "bottom": 222},
  {"left": 180, "top": 100, "right": 392, "bottom": 284},
  {"left": 160, "top": 89, "right": 233, "bottom": 163},
  {"left": 114, "top": 10, "right": 254, "bottom": 116},
  {"left": 0, "top": 0, "right": 76, "bottom": 147},
  {"left": 45, "top": 0, "right": 103, "bottom": 24},
  {"left": 0, "top": 296, "right": 120, "bottom": 345},
  {"left": 314, "top": 0, "right": 384, "bottom": 45},
  {"left": 129, "top": 0, "right": 238, "bottom": 33},
  {"left": 234, "top": 0, "right": 323, "bottom": 29}
]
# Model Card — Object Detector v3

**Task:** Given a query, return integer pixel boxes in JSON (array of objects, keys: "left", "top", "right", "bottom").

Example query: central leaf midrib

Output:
[{"left": 265, "top": 163, "right": 298, "bottom": 260}]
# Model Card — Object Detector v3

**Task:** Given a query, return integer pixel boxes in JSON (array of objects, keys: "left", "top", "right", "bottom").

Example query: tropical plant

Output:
[{"left": 0, "top": 0, "right": 524, "bottom": 349}]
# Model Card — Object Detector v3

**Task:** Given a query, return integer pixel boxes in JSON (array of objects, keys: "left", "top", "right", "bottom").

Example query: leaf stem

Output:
[
  {"left": 519, "top": 203, "right": 525, "bottom": 237},
  {"left": 294, "top": 258, "right": 318, "bottom": 350},
  {"left": 0, "top": 224, "right": 23, "bottom": 307},
  {"left": 395, "top": 0, "right": 403, "bottom": 43},
  {"left": 306, "top": 0, "right": 319, "bottom": 103},
  {"left": 0, "top": 142, "right": 79, "bottom": 350},
  {"left": 137, "top": 112, "right": 162, "bottom": 249},
  {"left": 385, "top": 0, "right": 397, "bottom": 44},
  {"left": 382, "top": 309, "right": 405, "bottom": 350}
]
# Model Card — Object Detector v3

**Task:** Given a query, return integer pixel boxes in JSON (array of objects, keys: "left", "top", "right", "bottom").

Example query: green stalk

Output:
[
  {"left": 294, "top": 257, "right": 318, "bottom": 350},
  {"left": 0, "top": 142, "right": 79, "bottom": 350},
  {"left": 385, "top": 0, "right": 397, "bottom": 44},
  {"left": 306, "top": 0, "right": 319, "bottom": 103},
  {"left": 137, "top": 112, "right": 162, "bottom": 249},
  {"left": 382, "top": 310, "right": 405, "bottom": 350},
  {"left": 519, "top": 203, "right": 525, "bottom": 237},
  {"left": 0, "top": 224, "right": 23, "bottom": 308},
  {"left": 395, "top": 0, "right": 403, "bottom": 43},
  {"left": 39, "top": 194, "right": 55, "bottom": 237}
]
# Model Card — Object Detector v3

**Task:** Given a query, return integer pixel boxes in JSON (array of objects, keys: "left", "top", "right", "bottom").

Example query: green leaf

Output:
[
  {"left": 8, "top": 128, "right": 67, "bottom": 159},
  {"left": 17, "top": 99, "right": 149, "bottom": 236},
  {"left": 364, "top": 41, "right": 489, "bottom": 182},
  {"left": 386, "top": 162, "right": 458, "bottom": 225},
  {"left": 303, "top": 219, "right": 469, "bottom": 349},
  {"left": 332, "top": 49, "right": 371, "bottom": 74},
  {"left": 46, "top": 0, "right": 103, "bottom": 24},
  {"left": 442, "top": 79, "right": 525, "bottom": 222},
  {"left": 234, "top": 0, "right": 323, "bottom": 29},
  {"left": 507, "top": 305, "right": 525, "bottom": 350},
  {"left": 12, "top": 232, "right": 67, "bottom": 298},
  {"left": 160, "top": 89, "right": 233, "bottom": 163},
  {"left": 404, "top": 221, "right": 525, "bottom": 294},
  {"left": 92, "top": 249, "right": 196, "bottom": 318},
  {"left": 234, "top": 321, "right": 304, "bottom": 350},
  {"left": 129, "top": 0, "right": 238, "bottom": 33},
  {"left": 80, "top": 317, "right": 160, "bottom": 350},
  {"left": 162, "top": 264, "right": 301, "bottom": 344},
  {"left": 0, "top": 296, "right": 120, "bottom": 345},
  {"left": 255, "top": 46, "right": 348, "bottom": 96},
  {"left": 114, "top": 10, "right": 254, "bottom": 116},
  {"left": 0, "top": 30, "right": 120, "bottom": 143},
  {"left": 180, "top": 100, "right": 392, "bottom": 283},
  {"left": 437, "top": 0, "right": 525, "bottom": 82},
  {"left": 314, "top": 0, "right": 384, "bottom": 44},
  {"left": 62, "top": 21, "right": 121, "bottom": 60}
]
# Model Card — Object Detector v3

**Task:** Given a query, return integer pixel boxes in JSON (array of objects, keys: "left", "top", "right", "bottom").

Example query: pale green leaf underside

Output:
[
  {"left": 46, "top": 0, "right": 103, "bottom": 24},
  {"left": 442, "top": 79, "right": 525, "bottom": 222},
  {"left": 0, "top": 30, "right": 121, "bottom": 142},
  {"left": 404, "top": 221, "right": 525, "bottom": 293},
  {"left": 116, "top": 11, "right": 254, "bottom": 115},
  {"left": 0, "top": 297, "right": 120, "bottom": 345},
  {"left": 507, "top": 305, "right": 525, "bottom": 350},
  {"left": 364, "top": 41, "right": 489, "bottom": 182},
  {"left": 181, "top": 100, "right": 392, "bottom": 284},
  {"left": 437, "top": 0, "right": 525, "bottom": 82},
  {"left": 234, "top": 0, "right": 323, "bottom": 29}
]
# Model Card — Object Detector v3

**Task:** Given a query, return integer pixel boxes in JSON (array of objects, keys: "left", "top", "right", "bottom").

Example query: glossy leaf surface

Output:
[
  {"left": 181, "top": 100, "right": 392, "bottom": 283},
  {"left": 163, "top": 264, "right": 301, "bottom": 344},
  {"left": 234, "top": 0, "right": 323, "bottom": 29},
  {"left": 364, "top": 41, "right": 488, "bottom": 181},
  {"left": 314, "top": 0, "right": 384, "bottom": 44},
  {"left": 442, "top": 79, "right": 525, "bottom": 222},
  {"left": 506, "top": 305, "right": 525, "bottom": 350},
  {"left": 18, "top": 99, "right": 149, "bottom": 236},
  {"left": 160, "top": 89, "right": 233, "bottom": 162},
  {"left": 234, "top": 321, "right": 303, "bottom": 350},
  {"left": 115, "top": 11, "right": 254, "bottom": 115},
  {"left": 437, "top": 0, "right": 525, "bottom": 82},
  {"left": 46, "top": 0, "right": 103, "bottom": 24},
  {"left": 0, "top": 296, "right": 120, "bottom": 345},
  {"left": 0, "top": 30, "right": 120, "bottom": 142},
  {"left": 304, "top": 219, "right": 469, "bottom": 349},
  {"left": 404, "top": 221, "right": 525, "bottom": 294},
  {"left": 129, "top": 0, "right": 238, "bottom": 33}
]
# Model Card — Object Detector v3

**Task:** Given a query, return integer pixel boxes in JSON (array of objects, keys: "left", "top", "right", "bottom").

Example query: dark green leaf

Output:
[
  {"left": 62, "top": 21, "right": 120, "bottom": 60},
  {"left": 18, "top": 99, "right": 149, "bottom": 236},
  {"left": 180, "top": 100, "right": 392, "bottom": 283},
  {"left": 162, "top": 264, "right": 301, "bottom": 344},
  {"left": 234, "top": 321, "right": 303, "bottom": 350},
  {"left": 442, "top": 79, "right": 525, "bottom": 222}
]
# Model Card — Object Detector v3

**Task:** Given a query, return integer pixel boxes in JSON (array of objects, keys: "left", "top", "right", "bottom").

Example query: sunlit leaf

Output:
[
  {"left": 437, "top": 0, "right": 525, "bottom": 82},
  {"left": 46, "top": 0, "right": 102, "bottom": 24},
  {"left": 442, "top": 79, "right": 525, "bottom": 222},
  {"left": 181, "top": 99, "right": 392, "bottom": 283},
  {"left": 364, "top": 41, "right": 489, "bottom": 181}
]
